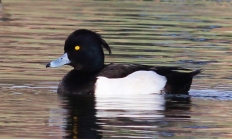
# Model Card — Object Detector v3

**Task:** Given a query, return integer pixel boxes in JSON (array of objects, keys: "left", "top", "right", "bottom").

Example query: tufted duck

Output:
[{"left": 46, "top": 29, "right": 201, "bottom": 95}]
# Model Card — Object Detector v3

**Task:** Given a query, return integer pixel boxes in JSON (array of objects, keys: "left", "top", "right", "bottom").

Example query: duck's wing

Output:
[
  {"left": 99, "top": 63, "right": 200, "bottom": 78},
  {"left": 98, "top": 63, "right": 151, "bottom": 78}
]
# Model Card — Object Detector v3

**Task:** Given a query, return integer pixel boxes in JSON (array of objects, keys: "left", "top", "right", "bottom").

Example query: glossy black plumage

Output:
[
  {"left": 46, "top": 29, "right": 201, "bottom": 95},
  {"left": 64, "top": 29, "right": 111, "bottom": 72}
]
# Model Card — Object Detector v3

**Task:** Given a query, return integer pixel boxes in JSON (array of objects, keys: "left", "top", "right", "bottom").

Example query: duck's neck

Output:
[{"left": 73, "top": 61, "right": 104, "bottom": 73}]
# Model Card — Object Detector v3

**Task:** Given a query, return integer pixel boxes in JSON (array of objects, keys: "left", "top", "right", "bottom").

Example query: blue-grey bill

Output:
[{"left": 47, "top": 53, "right": 70, "bottom": 68}]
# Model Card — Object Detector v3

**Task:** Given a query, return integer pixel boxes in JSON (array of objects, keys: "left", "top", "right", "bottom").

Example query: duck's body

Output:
[{"left": 46, "top": 29, "right": 201, "bottom": 95}]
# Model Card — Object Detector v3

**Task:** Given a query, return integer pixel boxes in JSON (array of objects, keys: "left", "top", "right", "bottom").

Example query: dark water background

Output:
[{"left": 1, "top": 0, "right": 232, "bottom": 138}]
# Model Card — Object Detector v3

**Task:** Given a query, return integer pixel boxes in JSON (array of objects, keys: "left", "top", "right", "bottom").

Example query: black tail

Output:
[{"left": 164, "top": 69, "right": 202, "bottom": 94}]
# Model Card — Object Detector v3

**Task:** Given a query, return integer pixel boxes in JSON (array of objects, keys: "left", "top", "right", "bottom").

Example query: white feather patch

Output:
[{"left": 95, "top": 70, "right": 167, "bottom": 96}]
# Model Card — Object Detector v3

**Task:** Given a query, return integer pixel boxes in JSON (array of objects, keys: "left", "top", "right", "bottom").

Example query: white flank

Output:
[{"left": 95, "top": 70, "right": 167, "bottom": 96}]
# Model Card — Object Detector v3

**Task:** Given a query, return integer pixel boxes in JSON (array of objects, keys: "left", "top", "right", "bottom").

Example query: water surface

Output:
[{"left": 1, "top": 0, "right": 232, "bottom": 138}]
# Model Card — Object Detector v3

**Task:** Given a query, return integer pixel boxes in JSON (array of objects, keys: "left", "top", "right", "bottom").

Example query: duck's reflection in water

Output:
[
  {"left": 58, "top": 95, "right": 102, "bottom": 139},
  {"left": 165, "top": 96, "right": 191, "bottom": 118},
  {"left": 57, "top": 94, "right": 191, "bottom": 139}
]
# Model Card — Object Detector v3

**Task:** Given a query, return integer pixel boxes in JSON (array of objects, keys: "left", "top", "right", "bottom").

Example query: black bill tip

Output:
[{"left": 46, "top": 63, "right": 50, "bottom": 68}]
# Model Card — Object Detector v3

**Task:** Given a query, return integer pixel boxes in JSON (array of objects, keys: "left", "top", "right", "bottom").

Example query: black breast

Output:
[{"left": 58, "top": 70, "right": 98, "bottom": 95}]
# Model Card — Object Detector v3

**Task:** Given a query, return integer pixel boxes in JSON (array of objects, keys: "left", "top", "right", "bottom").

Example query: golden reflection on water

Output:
[
  {"left": 0, "top": 86, "right": 62, "bottom": 139},
  {"left": 1, "top": 0, "right": 232, "bottom": 139}
]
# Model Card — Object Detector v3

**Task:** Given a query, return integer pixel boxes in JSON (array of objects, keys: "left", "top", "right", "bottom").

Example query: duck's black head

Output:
[{"left": 46, "top": 29, "right": 111, "bottom": 73}]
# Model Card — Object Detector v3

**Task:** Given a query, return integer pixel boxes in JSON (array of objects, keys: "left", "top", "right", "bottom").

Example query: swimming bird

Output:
[{"left": 46, "top": 29, "right": 201, "bottom": 95}]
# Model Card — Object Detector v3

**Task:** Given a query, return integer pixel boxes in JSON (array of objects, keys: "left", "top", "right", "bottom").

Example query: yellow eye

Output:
[{"left": 75, "top": 46, "right": 80, "bottom": 50}]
